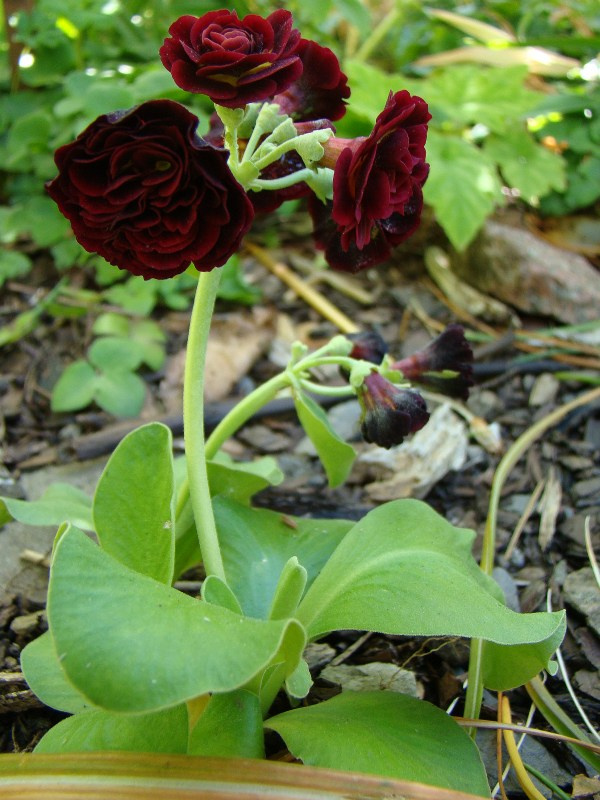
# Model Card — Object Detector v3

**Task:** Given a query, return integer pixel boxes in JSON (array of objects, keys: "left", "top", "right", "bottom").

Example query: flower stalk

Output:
[{"left": 183, "top": 269, "right": 227, "bottom": 582}]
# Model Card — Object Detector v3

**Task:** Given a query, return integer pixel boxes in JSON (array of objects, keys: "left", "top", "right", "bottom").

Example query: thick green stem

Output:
[{"left": 184, "top": 270, "right": 226, "bottom": 581}]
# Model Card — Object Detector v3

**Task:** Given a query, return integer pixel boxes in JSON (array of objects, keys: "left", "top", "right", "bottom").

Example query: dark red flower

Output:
[
  {"left": 391, "top": 324, "right": 474, "bottom": 400},
  {"left": 273, "top": 38, "right": 349, "bottom": 122},
  {"left": 46, "top": 100, "right": 254, "bottom": 280},
  {"left": 309, "top": 90, "right": 430, "bottom": 272},
  {"left": 357, "top": 372, "right": 429, "bottom": 449},
  {"left": 160, "top": 9, "right": 302, "bottom": 108}
]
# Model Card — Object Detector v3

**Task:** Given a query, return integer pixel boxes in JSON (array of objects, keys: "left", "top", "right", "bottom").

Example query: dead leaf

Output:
[
  {"left": 538, "top": 467, "right": 562, "bottom": 551},
  {"left": 320, "top": 663, "right": 421, "bottom": 697}
]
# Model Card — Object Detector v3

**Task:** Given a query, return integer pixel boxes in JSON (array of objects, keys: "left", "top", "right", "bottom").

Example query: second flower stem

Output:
[{"left": 184, "top": 269, "right": 226, "bottom": 582}]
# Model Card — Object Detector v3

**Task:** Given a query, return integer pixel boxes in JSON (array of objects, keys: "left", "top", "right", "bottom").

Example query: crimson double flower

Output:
[
  {"left": 310, "top": 90, "right": 431, "bottom": 272},
  {"left": 47, "top": 8, "right": 430, "bottom": 280},
  {"left": 46, "top": 101, "right": 254, "bottom": 280},
  {"left": 160, "top": 9, "right": 303, "bottom": 108}
]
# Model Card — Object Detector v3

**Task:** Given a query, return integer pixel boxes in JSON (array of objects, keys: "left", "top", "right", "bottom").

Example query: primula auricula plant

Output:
[{"left": 16, "top": 8, "right": 566, "bottom": 792}]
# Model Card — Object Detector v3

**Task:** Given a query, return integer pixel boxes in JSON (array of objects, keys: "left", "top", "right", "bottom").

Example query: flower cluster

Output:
[
  {"left": 47, "top": 7, "right": 429, "bottom": 280},
  {"left": 348, "top": 326, "right": 473, "bottom": 449}
]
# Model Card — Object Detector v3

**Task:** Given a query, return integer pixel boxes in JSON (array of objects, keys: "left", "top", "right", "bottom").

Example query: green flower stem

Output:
[
  {"left": 184, "top": 269, "right": 226, "bottom": 582},
  {"left": 297, "top": 379, "right": 355, "bottom": 398},
  {"left": 251, "top": 168, "right": 317, "bottom": 192},
  {"left": 205, "top": 372, "right": 291, "bottom": 459}
]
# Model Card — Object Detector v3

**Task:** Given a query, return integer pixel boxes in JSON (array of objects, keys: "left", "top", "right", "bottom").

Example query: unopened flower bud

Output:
[
  {"left": 391, "top": 324, "right": 474, "bottom": 400},
  {"left": 347, "top": 330, "right": 388, "bottom": 365},
  {"left": 357, "top": 372, "right": 429, "bottom": 449}
]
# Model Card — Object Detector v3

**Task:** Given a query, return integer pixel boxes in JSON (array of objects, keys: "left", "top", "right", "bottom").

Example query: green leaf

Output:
[
  {"left": 296, "top": 499, "right": 565, "bottom": 683},
  {"left": 35, "top": 704, "right": 189, "bottom": 754},
  {"left": 188, "top": 690, "right": 264, "bottom": 758},
  {"left": 419, "top": 64, "right": 542, "bottom": 133},
  {"left": 20, "top": 631, "right": 90, "bottom": 714},
  {"left": 0, "top": 250, "right": 31, "bottom": 287},
  {"left": 103, "top": 277, "right": 158, "bottom": 315},
  {"left": 92, "top": 312, "right": 130, "bottom": 338},
  {"left": 214, "top": 496, "right": 352, "bottom": 619},
  {"left": 267, "top": 691, "right": 489, "bottom": 796},
  {"left": 425, "top": 131, "right": 503, "bottom": 250},
  {"left": 268, "top": 557, "right": 307, "bottom": 620},
  {"left": 293, "top": 390, "right": 356, "bottom": 488},
  {"left": 0, "top": 483, "right": 93, "bottom": 531},
  {"left": 88, "top": 336, "right": 145, "bottom": 372},
  {"left": 202, "top": 576, "right": 243, "bottom": 615},
  {"left": 47, "top": 525, "right": 304, "bottom": 713},
  {"left": 51, "top": 360, "right": 97, "bottom": 412},
  {"left": 208, "top": 451, "right": 284, "bottom": 504},
  {"left": 217, "top": 257, "right": 261, "bottom": 306},
  {"left": 285, "top": 658, "right": 312, "bottom": 700},
  {"left": 93, "top": 369, "right": 146, "bottom": 417},
  {"left": 93, "top": 423, "right": 175, "bottom": 584},
  {"left": 484, "top": 129, "right": 566, "bottom": 202}
]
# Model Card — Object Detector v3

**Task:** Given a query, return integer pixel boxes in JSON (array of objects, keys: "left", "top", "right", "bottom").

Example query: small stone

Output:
[
  {"left": 559, "top": 455, "right": 594, "bottom": 472},
  {"left": 573, "top": 669, "right": 600, "bottom": 701},
  {"left": 9, "top": 610, "right": 45, "bottom": 636},
  {"left": 320, "top": 662, "right": 420, "bottom": 697},
  {"left": 572, "top": 476, "right": 600, "bottom": 499},
  {"left": 529, "top": 373, "right": 560, "bottom": 407},
  {"left": 563, "top": 568, "right": 600, "bottom": 637},
  {"left": 303, "top": 643, "right": 335, "bottom": 671}
]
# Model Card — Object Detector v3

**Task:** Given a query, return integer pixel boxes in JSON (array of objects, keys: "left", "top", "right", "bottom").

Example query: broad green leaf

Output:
[
  {"left": 293, "top": 390, "right": 355, "bottom": 488},
  {"left": 47, "top": 525, "right": 303, "bottom": 713},
  {"left": 21, "top": 631, "right": 90, "bottom": 714},
  {"left": 188, "top": 690, "right": 264, "bottom": 758},
  {"left": 296, "top": 499, "right": 565, "bottom": 683},
  {"left": 0, "top": 483, "right": 93, "bottom": 531},
  {"left": 481, "top": 636, "right": 563, "bottom": 691},
  {"left": 51, "top": 360, "right": 97, "bottom": 412},
  {"left": 93, "top": 369, "right": 146, "bottom": 417},
  {"left": 344, "top": 61, "right": 418, "bottom": 124},
  {"left": 35, "top": 704, "right": 189, "bottom": 754},
  {"left": 424, "top": 131, "right": 503, "bottom": 250},
  {"left": 484, "top": 129, "right": 566, "bottom": 202},
  {"left": 93, "top": 422, "right": 175, "bottom": 584},
  {"left": 89, "top": 337, "right": 144, "bottom": 372},
  {"left": 214, "top": 496, "right": 352, "bottom": 619},
  {"left": 208, "top": 451, "right": 284, "bottom": 504},
  {"left": 267, "top": 691, "right": 489, "bottom": 796}
]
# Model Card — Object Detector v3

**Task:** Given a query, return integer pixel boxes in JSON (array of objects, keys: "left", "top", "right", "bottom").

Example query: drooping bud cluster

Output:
[
  {"left": 348, "top": 325, "right": 473, "bottom": 449},
  {"left": 46, "top": 8, "right": 429, "bottom": 279}
]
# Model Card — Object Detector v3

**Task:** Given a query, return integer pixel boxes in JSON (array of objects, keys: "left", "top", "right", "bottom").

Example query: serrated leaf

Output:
[
  {"left": 484, "top": 129, "right": 566, "bottom": 202},
  {"left": 93, "top": 422, "right": 175, "bottom": 584},
  {"left": 293, "top": 390, "right": 355, "bottom": 488},
  {"left": 51, "top": 360, "right": 97, "bottom": 412},
  {"left": 47, "top": 525, "right": 305, "bottom": 713},
  {"left": 267, "top": 691, "right": 489, "bottom": 795},
  {"left": 424, "top": 130, "right": 503, "bottom": 250}
]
